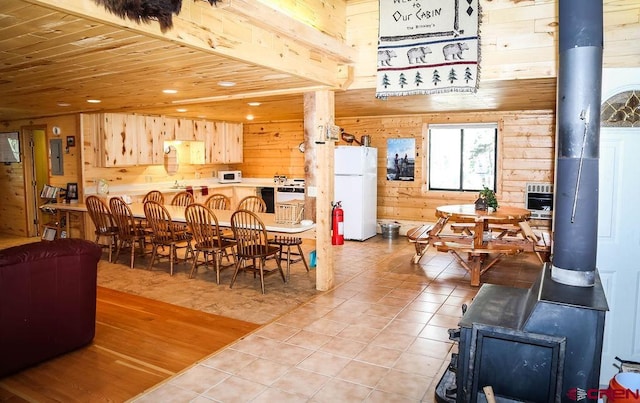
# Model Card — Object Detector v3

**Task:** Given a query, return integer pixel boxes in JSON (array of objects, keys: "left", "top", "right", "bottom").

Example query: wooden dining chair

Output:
[
  {"left": 143, "top": 190, "right": 164, "bottom": 204},
  {"left": 205, "top": 193, "right": 231, "bottom": 210},
  {"left": 109, "top": 197, "right": 147, "bottom": 269},
  {"left": 137, "top": 190, "right": 165, "bottom": 232},
  {"left": 230, "top": 209, "right": 285, "bottom": 294},
  {"left": 204, "top": 193, "right": 234, "bottom": 242},
  {"left": 185, "top": 203, "right": 236, "bottom": 284},
  {"left": 236, "top": 195, "right": 267, "bottom": 213},
  {"left": 85, "top": 195, "right": 119, "bottom": 262},
  {"left": 170, "top": 191, "right": 195, "bottom": 207},
  {"left": 143, "top": 200, "right": 193, "bottom": 275}
]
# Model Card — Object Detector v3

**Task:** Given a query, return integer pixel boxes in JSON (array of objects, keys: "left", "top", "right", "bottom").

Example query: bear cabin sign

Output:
[
  {"left": 92, "top": 0, "right": 220, "bottom": 32},
  {"left": 375, "top": 0, "right": 480, "bottom": 98}
]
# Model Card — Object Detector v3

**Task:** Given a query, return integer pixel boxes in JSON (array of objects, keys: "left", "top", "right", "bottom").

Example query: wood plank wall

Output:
[
  {"left": 0, "top": 114, "right": 80, "bottom": 236},
  {"left": 347, "top": 0, "right": 640, "bottom": 89},
  {"left": 0, "top": 159, "right": 27, "bottom": 236},
  {"left": 242, "top": 121, "right": 306, "bottom": 180},
  {"left": 240, "top": 110, "right": 556, "bottom": 226}
]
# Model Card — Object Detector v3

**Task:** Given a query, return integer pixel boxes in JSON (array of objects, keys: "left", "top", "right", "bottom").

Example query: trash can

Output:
[{"left": 380, "top": 222, "right": 401, "bottom": 239}]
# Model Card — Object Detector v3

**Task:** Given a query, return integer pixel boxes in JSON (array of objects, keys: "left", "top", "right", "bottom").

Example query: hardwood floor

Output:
[{"left": 0, "top": 286, "right": 259, "bottom": 402}]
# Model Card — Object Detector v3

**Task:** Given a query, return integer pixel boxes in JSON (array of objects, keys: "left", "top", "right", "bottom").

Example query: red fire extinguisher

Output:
[{"left": 332, "top": 201, "right": 344, "bottom": 245}]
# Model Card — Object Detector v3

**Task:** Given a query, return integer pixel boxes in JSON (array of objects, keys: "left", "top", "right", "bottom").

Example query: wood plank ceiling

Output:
[{"left": 0, "top": 0, "right": 557, "bottom": 124}]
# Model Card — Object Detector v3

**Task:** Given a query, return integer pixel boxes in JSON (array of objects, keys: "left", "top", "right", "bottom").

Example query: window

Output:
[{"left": 428, "top": 124, "right": 497, "bottom": 191}]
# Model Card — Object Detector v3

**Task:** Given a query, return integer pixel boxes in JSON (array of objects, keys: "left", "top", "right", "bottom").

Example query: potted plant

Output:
[{"left": 477, "top": 186, "right": 498, "bottom": 211}]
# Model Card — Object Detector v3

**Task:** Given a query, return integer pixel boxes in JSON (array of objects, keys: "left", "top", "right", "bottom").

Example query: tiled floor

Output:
[{"left": 126, "top": 235, "right": 543, "bottom": 402}]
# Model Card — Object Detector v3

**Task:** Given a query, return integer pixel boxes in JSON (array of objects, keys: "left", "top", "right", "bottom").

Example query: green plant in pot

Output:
[{"left": 475, "top": 186, "right": 498, "bottom": 211}]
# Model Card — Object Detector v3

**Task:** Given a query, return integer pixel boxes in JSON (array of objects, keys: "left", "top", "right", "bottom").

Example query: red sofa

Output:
[{"left": 0, "top": 238, "right": 102, "bottom": 377}]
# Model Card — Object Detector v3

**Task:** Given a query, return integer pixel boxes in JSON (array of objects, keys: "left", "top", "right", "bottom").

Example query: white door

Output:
[{"left": 598, "top": 127, "right": 640, "bottom": 384}]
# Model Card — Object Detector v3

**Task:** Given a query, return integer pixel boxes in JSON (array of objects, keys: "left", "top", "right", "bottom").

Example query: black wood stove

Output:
[
  {"left": 435, "top": 266, "right": 608, "bottom": 402},
  {"left": 435, "top": 1, "right": 609, "bottom": 401}
]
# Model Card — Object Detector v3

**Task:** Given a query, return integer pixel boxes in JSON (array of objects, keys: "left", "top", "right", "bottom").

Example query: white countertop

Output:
[{"left": 85, "top": 178, "right": 277, "bottom": 197}]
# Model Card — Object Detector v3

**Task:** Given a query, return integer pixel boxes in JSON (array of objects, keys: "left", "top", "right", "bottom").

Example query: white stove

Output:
[
  {"left": 276, "top": 179, "right": 305, "bottom": 202},
  {"left": 280, "top": 178, "right": 305, "bottom": 188}
]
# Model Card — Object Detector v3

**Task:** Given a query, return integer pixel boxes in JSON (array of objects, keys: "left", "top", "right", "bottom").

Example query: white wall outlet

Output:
[{"left": 307, "top": 186, "right": 317, "bottom": 197}]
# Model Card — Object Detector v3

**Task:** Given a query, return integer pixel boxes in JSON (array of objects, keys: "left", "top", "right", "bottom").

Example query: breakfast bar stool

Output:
[{"left": 270, "top": 236, "right": 309, "bottom": 281}]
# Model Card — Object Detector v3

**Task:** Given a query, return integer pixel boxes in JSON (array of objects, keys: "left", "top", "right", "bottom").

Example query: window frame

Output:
[{"left": 426, "top": 123, "right": 499, "bottom": 193}]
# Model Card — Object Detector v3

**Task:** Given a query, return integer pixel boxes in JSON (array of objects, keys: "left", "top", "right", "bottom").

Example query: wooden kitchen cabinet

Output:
[
  {"left": 193, "top": 119, "right": 209, "bottom": 141},
  {"left": 99, "top": 113, "right": 138, "bottom": 167},
  {"left": 232, "top": 186, "right": 257, "bottom": 209},
  {"left": 91, "top": 113, "right": 241, "bottom": 167},
  {"left": 163, "top": 117, "right": 196, "bottom": 141},
  {"left": 215, "top": 186, "right": 234, "bottom": 199},
  {"left": 205, "top": 122, "right": 243, "bottom": 164},
  {"left": 139, "top": 115, "right": 164, "bottom": 165},
  {"left": 225, "top": 122, "right": 243, "bottom": 163},
  {"left": 96, "top": 113, "right": 163, "bottom": 167}
]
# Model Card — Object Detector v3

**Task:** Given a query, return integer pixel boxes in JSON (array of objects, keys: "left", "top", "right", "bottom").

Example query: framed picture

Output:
[
  {"left": 66, "top": 136, "right": 75, "bottom": 147},
  {"left": 66, "top": 182, "right": 78, "bottom": 201},
  {"left": 386, "top": 138, "right": 415, "bottom": 181},
  {"left": 42, "top": 227, "right": 56, "bottom": 241}
]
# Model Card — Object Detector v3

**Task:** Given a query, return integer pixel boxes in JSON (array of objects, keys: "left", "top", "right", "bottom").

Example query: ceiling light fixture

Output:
[
  {"left": 57, "top": 102, "right": 71, "bottom": 107},
  {"left": 246, "top": 114, "right": 254, "bottom": 120},
  {"left": 176, "top": 108, "right": 188, "bottom": 113},
  {"left": 163, "top": 89, "right": 178, "bottom": 94},
  {"left": 247, "top": 102, "right": 261, "bottom": 106},
  {"left": 87, "top": 99, "right": 101, "bottom": 104},
  {"left": 217, "top": 81, "right": 236, "bottom": 87}
]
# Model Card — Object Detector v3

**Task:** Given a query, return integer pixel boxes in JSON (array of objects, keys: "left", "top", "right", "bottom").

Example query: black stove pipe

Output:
[{"left": 551, "top": 0, "right": 603, "bottom": 287}]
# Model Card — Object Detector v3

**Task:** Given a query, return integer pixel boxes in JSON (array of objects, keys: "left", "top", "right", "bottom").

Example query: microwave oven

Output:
[{"left": 218, "top": 170, "right": 242, "bottom": 183}]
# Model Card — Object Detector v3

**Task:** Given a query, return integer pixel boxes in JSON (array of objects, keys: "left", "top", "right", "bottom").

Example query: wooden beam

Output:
[
  {"left": 225, "top": 0, "right": 356, "bottom": 63},
  {"left": 304, "top": 90, "right": 335, "bottom": 291},
  {"left": 172, "top": 86, "right": 328, "bottom": 105},
  {"left": 24, "top": 0, "right": 346, "bottom": 88}
]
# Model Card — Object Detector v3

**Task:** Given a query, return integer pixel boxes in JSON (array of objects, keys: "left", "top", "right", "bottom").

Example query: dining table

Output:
[
  {"left": 43, "top": 201, "right": 316, "bottom": 239},
  {"left": 428, "top": 204, "right": 537, "bottom": 286}
]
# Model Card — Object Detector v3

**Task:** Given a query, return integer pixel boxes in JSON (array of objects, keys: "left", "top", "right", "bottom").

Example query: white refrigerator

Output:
[{"left": 334, "top": 146, "right": 378, "bottom": 241}]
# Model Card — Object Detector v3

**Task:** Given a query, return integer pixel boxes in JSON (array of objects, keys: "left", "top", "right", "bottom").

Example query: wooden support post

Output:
[{"left": 304, "top": 90, "right": 335, "bottom": 291}]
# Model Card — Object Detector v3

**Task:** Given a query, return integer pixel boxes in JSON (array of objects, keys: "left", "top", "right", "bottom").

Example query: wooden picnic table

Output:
[{"left": 429, "top": 204, "right": 537, "bottom": 286}]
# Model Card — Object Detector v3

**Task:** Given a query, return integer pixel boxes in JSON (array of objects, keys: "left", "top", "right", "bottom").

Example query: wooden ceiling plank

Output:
[
  {"left": 0, "top": 1, "right": 54, "bottom": 26},
  {"left": 5, "top": 26, "right": 135, "bottom": 57},
  {"left": 24, "top": 0, "right": 345, "bottom": 88}
]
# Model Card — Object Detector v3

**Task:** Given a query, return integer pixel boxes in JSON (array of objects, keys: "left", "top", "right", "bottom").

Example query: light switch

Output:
[{"left": 307, "top": 186, "right": 317, "bottom": 197}]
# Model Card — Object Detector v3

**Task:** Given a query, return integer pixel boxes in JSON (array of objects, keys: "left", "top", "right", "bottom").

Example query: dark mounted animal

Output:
[{"left": 93, "top": 0, "right": 220, "bottom": 33}]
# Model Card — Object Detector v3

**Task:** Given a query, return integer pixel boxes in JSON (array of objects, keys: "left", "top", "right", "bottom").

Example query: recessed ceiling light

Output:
[
  {"left": 87, "top": 99, "right": 101, "bottom": 104},
  {"left": 57, "top": 102, "right": 71, "bottom": 107},
  {"left": 176, "top": 108, "right": 188, "bottom": 113},
  {"left": 163, "top": 89, "right": 178, "bottom": 94},
  {"left": 246, "top": 114, "right": 254, "bottom": 121},
  {"left": 217, "top": 81, "right": 236, "bottom": 87},
  {"left": 247, "top": 102, "right": 261, "bottom": 106}
]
